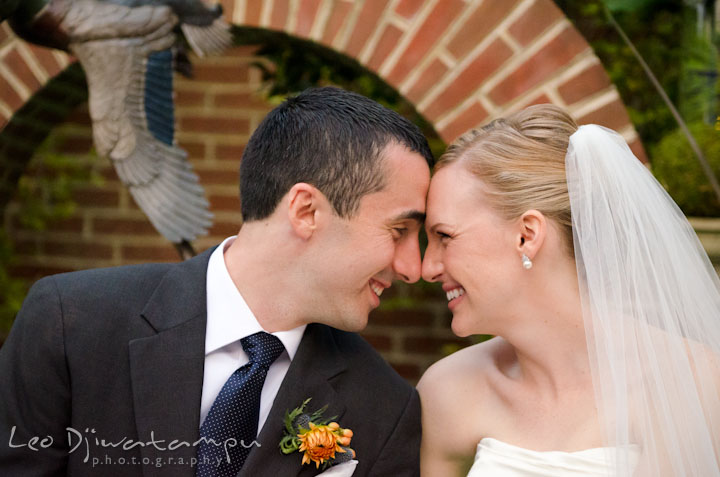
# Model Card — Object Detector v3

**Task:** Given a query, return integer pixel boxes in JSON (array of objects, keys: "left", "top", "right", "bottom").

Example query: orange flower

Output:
[{"left": 297, "top": 422, "right": 349, "bottom": 468}]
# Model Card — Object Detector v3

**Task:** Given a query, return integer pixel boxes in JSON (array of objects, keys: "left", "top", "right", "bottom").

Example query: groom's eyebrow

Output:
[{"left": 394, "top": 210, "right": 426, "bottom": 224}]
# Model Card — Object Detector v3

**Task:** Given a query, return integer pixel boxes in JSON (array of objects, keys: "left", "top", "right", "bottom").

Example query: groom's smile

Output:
[
  {"left": 369, "top": 278, "right": 389, "bottom": 307},
  {"left": 314, "top": 142, "right": 431, "bottom": 331}
]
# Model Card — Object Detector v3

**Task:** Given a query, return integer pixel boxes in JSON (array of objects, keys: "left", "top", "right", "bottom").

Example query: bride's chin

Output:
[{"left": 450, "top": 317, "right": 474, "bottom": 338}]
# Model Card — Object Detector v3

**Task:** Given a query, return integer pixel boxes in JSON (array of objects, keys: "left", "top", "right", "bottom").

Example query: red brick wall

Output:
[
  {"left": 2, "top": 47, "right": 464, "bottom": 382},
  {"left": 1, "top": 1, "right": 646, "bottom": 156},
  {"left": 5, "top": 48, "right": 268, "bottom": 271},
  {"left": 1, "top": 0, "right": 649, "bottom": 382}
]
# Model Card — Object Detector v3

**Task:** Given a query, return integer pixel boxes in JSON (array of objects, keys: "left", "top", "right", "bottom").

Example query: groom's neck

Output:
[{"left": 222, "top": 225, "right": 311, "bottom": 333}]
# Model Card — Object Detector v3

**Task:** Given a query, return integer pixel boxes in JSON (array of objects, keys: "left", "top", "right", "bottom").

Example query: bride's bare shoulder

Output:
[
  {"left": 417, "top": 337, "right": 510, "bottom": 422},
  {"left": 418, "top": 336, "right": 507, "bottom": 392},
  {"left": 417, "top": 337, "right": 509, "bottom": 473}
]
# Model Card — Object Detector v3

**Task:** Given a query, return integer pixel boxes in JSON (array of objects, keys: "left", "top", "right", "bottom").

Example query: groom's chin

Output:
[
  {"left": 315, "top": 312, "right": 370, "bottom": 333},
  {"left": 343, "top": 312, "right": 372, "bottom": 333},
  {"left": 340, "top": 316, "right": 370, "bottom": 333}
]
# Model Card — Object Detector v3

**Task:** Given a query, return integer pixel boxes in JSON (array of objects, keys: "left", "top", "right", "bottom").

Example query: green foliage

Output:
[
  {"left": 233, "top": 26, "right": 446, "bottom": 160},
  {"left": 377, "top": 294, "right": 417, "bottom": 311},
  {"left": 0, "top": 140, "right": 102, "bottom": 340},
  {"left": 651, "top": 122, "right": 720, "bottom": 216},
  {"left": 678, "top": 21, "right": 719, "bottom": 125},
  {"left": 557, "top": 0, "right": 688, "bottom": 146},
  {"left": 16, "top": 141, "right": 103, "bottom": 231},
  {"left": 604, "top": 0, "right": 655, "bottom": 12},
  {"left": 0, "top": 230, "right": 26, "bottom": 342},
  {"left": 558, "top": 0, "right": 720, "bottom": 215}
]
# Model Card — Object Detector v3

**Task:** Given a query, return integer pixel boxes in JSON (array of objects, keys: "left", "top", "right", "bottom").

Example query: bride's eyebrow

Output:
[{"left": 427, "top": 223, "right": 448, "bottom": 233}]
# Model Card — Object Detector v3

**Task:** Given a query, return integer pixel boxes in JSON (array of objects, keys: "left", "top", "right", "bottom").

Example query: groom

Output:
[{"left": 0, "top": 87, "right": 433, "bottom": 476}]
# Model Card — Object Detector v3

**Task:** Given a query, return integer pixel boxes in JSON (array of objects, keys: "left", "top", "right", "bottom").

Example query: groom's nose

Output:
[{"left": 393, "top": 235, "right": 422, "bottom": 283}]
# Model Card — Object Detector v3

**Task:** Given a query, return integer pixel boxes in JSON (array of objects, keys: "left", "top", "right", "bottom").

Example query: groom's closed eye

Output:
[
  {"left": 389, "top": 211, "right": 426, "bottom": 235},
  {"left": 391, "top": 226, "right": 409, "bottom": 239}
]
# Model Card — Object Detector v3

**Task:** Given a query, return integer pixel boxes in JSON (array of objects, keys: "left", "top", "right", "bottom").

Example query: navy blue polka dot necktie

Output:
[{"left": 196, "top": 332, "right": 285, "bottom": 477}]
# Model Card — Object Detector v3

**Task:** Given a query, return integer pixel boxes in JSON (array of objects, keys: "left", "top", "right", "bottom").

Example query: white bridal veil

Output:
[{"left": 566, "top": 125, "right": 720, "bottom": 476}]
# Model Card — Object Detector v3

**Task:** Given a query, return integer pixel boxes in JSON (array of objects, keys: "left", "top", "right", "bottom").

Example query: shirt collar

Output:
[{"left": 205, "top": 236, "right": 306, "bottom": 357}]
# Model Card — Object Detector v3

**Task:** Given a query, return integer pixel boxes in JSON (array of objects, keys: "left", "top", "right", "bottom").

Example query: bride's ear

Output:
[{"left": 516, "top": 210, "right": 546, "bottom": 260}]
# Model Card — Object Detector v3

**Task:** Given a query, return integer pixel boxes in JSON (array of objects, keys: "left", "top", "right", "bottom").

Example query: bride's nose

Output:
[{"left": 421, "top": 241, "right": 443, "bottom": 282}]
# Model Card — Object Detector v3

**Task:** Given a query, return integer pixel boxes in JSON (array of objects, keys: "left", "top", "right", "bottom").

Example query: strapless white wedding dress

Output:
[{"left": 466, "top": 438, "right": 640, "bottom": 476}]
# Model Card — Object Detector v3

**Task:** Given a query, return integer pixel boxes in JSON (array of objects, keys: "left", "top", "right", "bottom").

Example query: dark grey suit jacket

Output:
[{"left": 0, "top": 248, "right": 421, "bottom": 476}]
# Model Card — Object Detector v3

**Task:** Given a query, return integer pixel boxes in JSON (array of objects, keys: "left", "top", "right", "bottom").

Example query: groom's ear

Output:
[
  {"left": 286, "top": 183, "right": 327, "bottom": 240},
  {"left": 516, "top": 209, "right": 546, "bottom": 259}
]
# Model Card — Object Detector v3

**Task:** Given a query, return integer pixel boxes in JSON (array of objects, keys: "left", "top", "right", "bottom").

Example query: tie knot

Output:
[{"left": 241, "top": 332, "right": 285, "bottom": 368}]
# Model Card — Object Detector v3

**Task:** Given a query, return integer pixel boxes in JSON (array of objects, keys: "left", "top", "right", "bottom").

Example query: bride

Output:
[{"left": 418, "top": 104, "right": 720, "bottom": 476}]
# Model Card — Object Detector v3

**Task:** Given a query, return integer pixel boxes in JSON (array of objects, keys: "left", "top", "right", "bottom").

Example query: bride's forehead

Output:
[{"left": 429, "top": 167, "right": 489, "bottom": 204}]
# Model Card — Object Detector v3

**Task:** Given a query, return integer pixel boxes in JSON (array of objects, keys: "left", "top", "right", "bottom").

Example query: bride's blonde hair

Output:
[{"left": 438, "top": 104, "right": 578, "bottom": 252}]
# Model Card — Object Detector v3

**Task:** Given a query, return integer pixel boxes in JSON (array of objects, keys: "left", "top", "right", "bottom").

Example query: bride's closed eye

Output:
[{"left": 435, "top": 231, "right": 452, "bottom": 242}]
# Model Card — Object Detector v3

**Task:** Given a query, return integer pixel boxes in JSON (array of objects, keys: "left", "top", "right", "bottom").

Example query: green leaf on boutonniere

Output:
[{"left": 280, "top": 397, "right": 311, "bottom": 454}]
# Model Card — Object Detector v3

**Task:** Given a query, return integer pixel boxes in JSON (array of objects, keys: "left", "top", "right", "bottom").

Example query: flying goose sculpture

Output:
[{"left": 4, "top": 0, "right": 232, "bottom": 256}]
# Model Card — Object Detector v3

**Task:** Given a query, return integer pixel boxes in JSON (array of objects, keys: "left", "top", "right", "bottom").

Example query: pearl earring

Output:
[{"left": 521, "top": 254, "right": 533, "bottom": 270}]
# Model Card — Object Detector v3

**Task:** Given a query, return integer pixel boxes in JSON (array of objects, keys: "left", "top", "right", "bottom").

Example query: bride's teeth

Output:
[
  {"left": 371, "top": 283, "right": 383, "bottom": 297},
  {"left": 446, "top": 288, "right": 465, "bottom": 301}
]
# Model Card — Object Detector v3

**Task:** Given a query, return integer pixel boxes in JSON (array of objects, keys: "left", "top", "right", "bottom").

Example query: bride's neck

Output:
[{"left": 499, "top": 261, "right": 592, "bottom": 397}]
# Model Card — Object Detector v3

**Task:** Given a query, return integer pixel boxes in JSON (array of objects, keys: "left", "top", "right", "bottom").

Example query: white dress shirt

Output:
[{"left": 200, "top": 236, "right": 306, "bottom": 435}]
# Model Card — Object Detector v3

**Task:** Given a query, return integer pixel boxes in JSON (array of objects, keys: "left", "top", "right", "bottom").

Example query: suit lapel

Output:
[
  {"left": 240, "top": 324, "right": 348, "bottom": 477},
  {"left": 128, "top": 248, "right": 214, "bottom": 477}
]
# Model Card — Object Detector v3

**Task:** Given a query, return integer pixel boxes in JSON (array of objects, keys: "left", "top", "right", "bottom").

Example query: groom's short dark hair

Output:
[{"left": 239, "top": 87, "right": 434, "bottom": 222}]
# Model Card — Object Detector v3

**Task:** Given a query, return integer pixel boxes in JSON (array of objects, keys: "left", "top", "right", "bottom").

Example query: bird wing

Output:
[
  {"left": 180, "top": 16, "right": 232, "bottom": 57},
  {"left": 62, "top": 1, "right": 179, "bottom": 42},
  {"left": 95, "top": 0, "right": 232, "bottom": 57},
  {"left": 68, "top": 3, "right": 212, "bottom": 243}
]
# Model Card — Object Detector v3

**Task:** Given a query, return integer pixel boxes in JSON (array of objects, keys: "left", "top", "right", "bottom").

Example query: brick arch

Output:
[
  {"left": 0, "top": 0, "right": 645, "bottom": 159},
  {"left": 0, "top": 0, "right": 648, "bottom": 378},
  {"left": 0, "top": 24, "right": 72, "bottom": 129},
  {"left": 227, "top": 0, "right": 645, "bottom": 158}
]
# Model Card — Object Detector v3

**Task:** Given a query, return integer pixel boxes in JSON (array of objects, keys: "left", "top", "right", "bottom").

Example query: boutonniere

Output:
[{"left": 279, "top": 398, "right": 355, "bottom": 469}]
